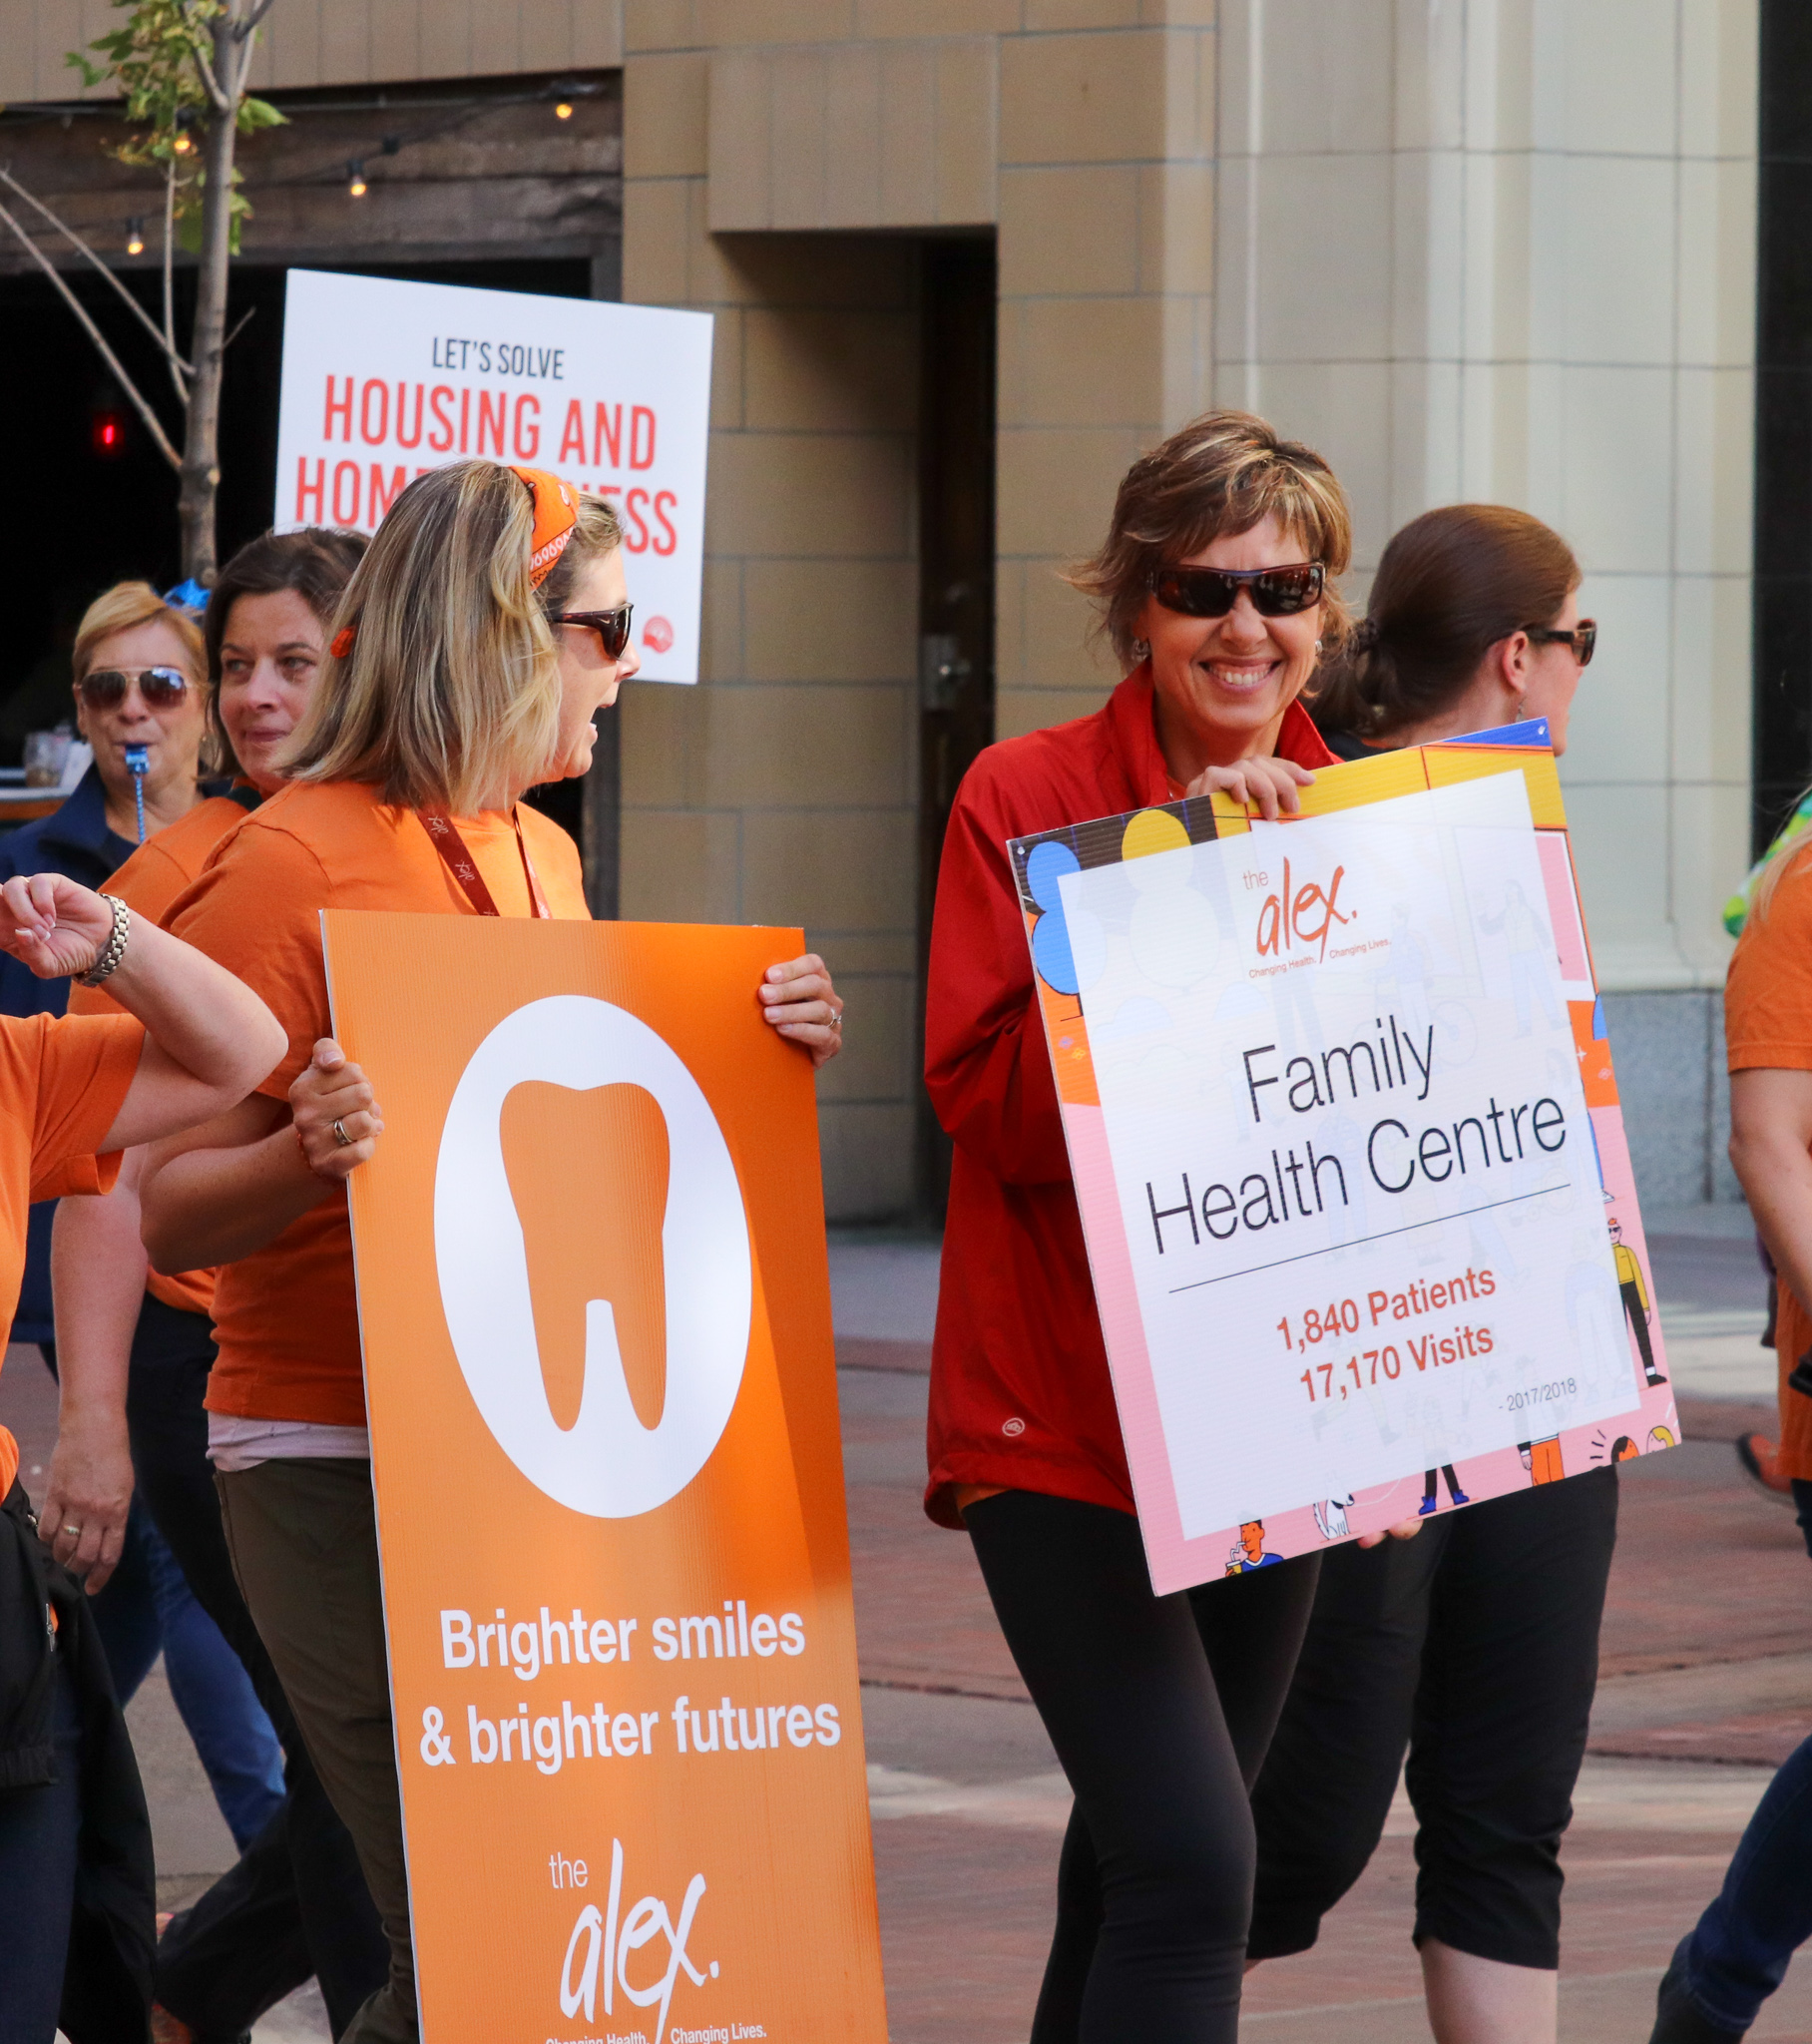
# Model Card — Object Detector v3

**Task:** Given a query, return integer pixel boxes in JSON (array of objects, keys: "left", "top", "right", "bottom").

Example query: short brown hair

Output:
[
  {"left": 205, "top": 528, "right": 368, "bottom": 774},
  {"left": 73, "top": 581, "right": 206, "bottom": 686},
  {"left": 1313, "top": 504, "right": 1580, "bottom": 738},
  {"left": 1070, "top": 410, "right": 1355, "bottom": 669},
  {"left": 280, "top": 461, "right": 622, "bottom": 812}
]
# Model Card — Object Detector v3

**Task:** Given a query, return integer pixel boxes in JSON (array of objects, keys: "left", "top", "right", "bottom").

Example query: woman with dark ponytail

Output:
[
  {"left": 1245, "top": 504, "right": 1605, "bottom": 2044},
  {"left": 1313, "top": 502, "right": 1590, "bottom": 758}
]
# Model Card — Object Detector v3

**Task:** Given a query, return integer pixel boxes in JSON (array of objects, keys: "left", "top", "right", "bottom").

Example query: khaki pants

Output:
[{"left": 217, "top": 1458, "right": 416, "bottom": 2044}]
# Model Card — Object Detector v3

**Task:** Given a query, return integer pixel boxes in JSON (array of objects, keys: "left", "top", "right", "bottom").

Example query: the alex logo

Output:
[
  {"left": 434, "top": 996, "right": 752, "bottom": 1518},
  {"left": 561, "top": 1840, "right": 714, "bottom": 2042},
  {"left": 1255, "top": 856, "right": 1351, "bottom": 962}
]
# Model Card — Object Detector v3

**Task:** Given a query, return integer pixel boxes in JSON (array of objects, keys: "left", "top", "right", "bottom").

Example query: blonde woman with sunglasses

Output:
[
  {"left": 0, "top": 585, "right": 224, "bottom": 1655},
  {"left": 139, "top": 461, "right": 844, "bottom": 2044},
  {"left": 71, "top": 592, "right": 213, "bottom": 842}
]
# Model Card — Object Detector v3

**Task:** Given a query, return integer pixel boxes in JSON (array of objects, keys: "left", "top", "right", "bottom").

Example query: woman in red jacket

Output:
[{"left": 925, "top": 411, "right": 1362, "bottom": 2043}]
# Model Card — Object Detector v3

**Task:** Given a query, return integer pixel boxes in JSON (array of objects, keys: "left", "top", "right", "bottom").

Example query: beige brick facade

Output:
[
  {"left": 619, "top": 4, "right": 1225, "bottom": 1216},
  {"left": 5, "top": 0, "right": 1763, "bottom": 1216}
]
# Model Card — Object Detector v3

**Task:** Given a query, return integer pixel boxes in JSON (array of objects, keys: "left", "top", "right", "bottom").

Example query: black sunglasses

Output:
[
  {"left": 1147, "top": 562, "right": 1325, "bottom": 619},
  {"left": 555, "top": 605, "right": 635, "bottom": 660},
  {"left": 78, "top": 666, "right": 191, "bottom": 710},
  {"left": 1524, "top": 620, "right": 1596, "bottom": 667}
]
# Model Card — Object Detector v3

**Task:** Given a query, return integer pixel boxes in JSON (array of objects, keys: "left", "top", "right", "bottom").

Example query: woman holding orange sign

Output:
[{"left": 139, "top": 461, "right": 844, "bottom": 2044}]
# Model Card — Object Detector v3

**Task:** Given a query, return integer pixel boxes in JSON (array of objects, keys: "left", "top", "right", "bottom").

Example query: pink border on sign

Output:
[{"left": 1537, "top": 831, "right": 1593, "bottom": 993}]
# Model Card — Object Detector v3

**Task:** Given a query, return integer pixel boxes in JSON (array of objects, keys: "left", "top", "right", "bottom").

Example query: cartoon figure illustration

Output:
[
  {"left": 1608, "top": 1435, "right": 1639, "bottom": 1465},
  {"left": 1380, "top": 903, "right": 1432, "bottom": 1043},
  {"left": 1225, "top": 1520, "right": 1283, "bottom": 1573},
  {"left": 1519, "top": 1435, "right": 1565, "bottom": 1484},
  {"left": 1312, "top": 1495, "right": 1354, "bottom": 1541},
  {"left": 1565, "top": 1249, "right": 1625, "bottom": 1399},
  {"left": 1647, "top": 1424, "right": 1677, "bottom": 1452},
  {"left": 1609, "top": 1219, "right": 1667, "bottom": 1387},
  {"left": 1481, "top": 879, "right": 1565, "bottom": 1036},
  {"left": 1420, "top": 1464, "right": 1470, "bottom": 1515}
]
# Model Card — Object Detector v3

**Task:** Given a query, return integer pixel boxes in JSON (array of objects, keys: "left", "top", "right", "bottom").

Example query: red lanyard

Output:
[{"left": 419, "top": 809, "right": 551, "bottom": 919}]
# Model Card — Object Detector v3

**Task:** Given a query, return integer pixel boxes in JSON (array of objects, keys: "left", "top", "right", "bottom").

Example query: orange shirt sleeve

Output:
[
  {"left": 1727, "top": 856, "right": 1812, "bottom": 1073},
  {"left": 169, "top": 823, "right": 335, "bottom": 1102},
  {"left": 5, "top": 1011, "right": 146, "bottom": 1200}
]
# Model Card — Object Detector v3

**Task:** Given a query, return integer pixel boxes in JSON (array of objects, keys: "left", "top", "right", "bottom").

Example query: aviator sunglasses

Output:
[
  {"left": 1147, "top": 562, "right": 1325, "bottom": 619},
  {"left": 77, "top": 666, "right": 191, "bottom": 710},
  {"left": 555, "top": 605, "right": 635, "bottom": 660}
]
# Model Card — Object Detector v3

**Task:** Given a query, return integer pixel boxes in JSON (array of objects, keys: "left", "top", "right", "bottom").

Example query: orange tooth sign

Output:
[{"left": 321, "top": 911, "right": 887, "bottom": 2042}]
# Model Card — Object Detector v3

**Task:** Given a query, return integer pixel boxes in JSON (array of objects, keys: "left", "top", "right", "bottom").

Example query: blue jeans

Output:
[
  {"left": 93, "top": 1498, "right": 284, "bottom": 1851},
  {"left": 1671, "top": 1734, "right": 1812, "bottom": 2032},
  {"left": 0, "top": 1648, "right": 82, "bottom": 2044},
  {"left": 1667, "top": 1479, "right": 1812, "bottom": 2031}
]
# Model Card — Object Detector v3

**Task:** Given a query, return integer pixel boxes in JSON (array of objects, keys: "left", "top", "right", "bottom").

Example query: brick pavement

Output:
[
  {"left": 12, "top": 1200, "right": 1812, "bottom": 2040},
  {"left": 837, "top": 1346, "right": 1812, "bottom": 2041}
]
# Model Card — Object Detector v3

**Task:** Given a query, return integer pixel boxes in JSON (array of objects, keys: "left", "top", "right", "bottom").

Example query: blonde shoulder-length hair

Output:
[
  {"left": 280, "top": 459, "right": 621, "bottom": 813},
  {"left": 73, "top": 580, "right": 208, "bottom": 681}
]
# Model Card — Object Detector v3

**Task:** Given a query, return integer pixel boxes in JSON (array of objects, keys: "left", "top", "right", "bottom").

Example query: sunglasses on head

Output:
[
  {"left": 1525, "top": 620, "right": 1596, "bottom": 667},
  {"left": 555, "top": 605, "right": 635, "bottom": 660},
  {"left": 78, "top": 666, "right": 191, "bottom": 710},
  {"left": 1147, "top": 562, "right": 1325, "bottom": 619}
]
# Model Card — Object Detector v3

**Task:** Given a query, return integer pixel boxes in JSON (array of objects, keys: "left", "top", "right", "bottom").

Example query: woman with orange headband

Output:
[{"left": 139, "top": 463, "right": 845, "bottom": 2044}]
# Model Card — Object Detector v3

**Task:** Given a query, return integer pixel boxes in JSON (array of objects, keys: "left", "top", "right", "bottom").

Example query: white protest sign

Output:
[
  {"left": 273, "top": 269, "right": 712, "bottom": 682},
  {"left": 1044, "top": 767, "right": 1645, "bottom": 1564}
]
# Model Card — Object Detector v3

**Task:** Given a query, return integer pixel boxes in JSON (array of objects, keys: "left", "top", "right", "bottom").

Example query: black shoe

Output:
[{"left": 1650, "top": 1946, "right": 1747, "bottom": 2041}]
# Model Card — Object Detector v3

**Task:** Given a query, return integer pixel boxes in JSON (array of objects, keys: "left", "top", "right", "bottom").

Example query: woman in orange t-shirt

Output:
[
  {"left": 0, "top": 866, "right": 284, "bottom": 2040},
  {"left": 44, "top": 527, "right": 390, "bottom": 2038},
  {"left": 140, "top": 461, "right": 845, "bottom": 2044}
]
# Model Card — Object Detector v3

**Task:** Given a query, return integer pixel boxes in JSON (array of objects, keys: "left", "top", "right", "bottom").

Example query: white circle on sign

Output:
[{"left": 433, "top": 995, "right": 751, "bottom": 1518}]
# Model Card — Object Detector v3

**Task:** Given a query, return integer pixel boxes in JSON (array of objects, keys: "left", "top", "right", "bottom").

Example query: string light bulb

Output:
[
  {"left": 555, "top": 100, "right": 574, "bottom": 119},
  {"left": 172, "top": 131, "right": 192, "bottom": 155},
  {"left": 347, "top": 159, "right": 368, "bottom": 198},
  {"left": 126, "top": 218, "right": 145, "bottom": 256}
]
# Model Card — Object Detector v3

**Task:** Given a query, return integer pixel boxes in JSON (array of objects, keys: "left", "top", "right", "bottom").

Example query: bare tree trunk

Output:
[{"left": 177, "top": 18, "right": 240, "bottom": 583}]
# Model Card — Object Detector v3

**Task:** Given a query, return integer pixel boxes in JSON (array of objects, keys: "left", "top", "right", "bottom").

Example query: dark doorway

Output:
[
  {"left": 1753, "top": 1, "right": 1812, "bottom": 853},
  {"left": 915, "top": 236, "right": 998, "bottom": 1219},
  {"left": 0, "top": 254, "right": 605, "bottom": 853}
]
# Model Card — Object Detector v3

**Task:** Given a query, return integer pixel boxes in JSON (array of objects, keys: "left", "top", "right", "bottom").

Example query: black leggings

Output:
[
  {"left": 1247, "top": 1464, "right": 1618, "bottom": 1971},
  {"left": 122, "top": 1295, "right": 388, "bottom": 2035},
  {"left": 966, "top": 1491, "right": 1320, "bottom": 2043}
]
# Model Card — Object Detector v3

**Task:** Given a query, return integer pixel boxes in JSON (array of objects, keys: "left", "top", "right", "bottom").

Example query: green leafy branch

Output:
[{"left": 68, "top": 0, "right": 284, "bottom": 255}]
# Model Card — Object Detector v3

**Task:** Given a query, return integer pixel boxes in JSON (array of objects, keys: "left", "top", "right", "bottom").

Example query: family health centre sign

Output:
[
  {"left": 322, "top": 914, "right": 887, "bottom": 2042},
  {"left": 1013, "top": 726, "right": 1677, "bottom": 1594},
  {"left": 274, "top": 269, "right": 713, "bottom": 681}
]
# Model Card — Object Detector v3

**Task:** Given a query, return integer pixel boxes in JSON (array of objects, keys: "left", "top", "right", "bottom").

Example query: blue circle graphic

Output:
[{"left": 1025, "top": 839, "right": 1080, "bottom": 912}]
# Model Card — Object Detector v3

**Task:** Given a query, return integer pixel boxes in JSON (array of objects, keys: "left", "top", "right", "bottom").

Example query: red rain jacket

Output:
[{"left": 922, "top": 664, "right": 1336, "bottom": 1526}]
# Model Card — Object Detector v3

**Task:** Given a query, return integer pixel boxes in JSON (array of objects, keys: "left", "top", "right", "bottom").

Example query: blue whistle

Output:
[{"left": 124, "top": 744, "right": 150, "bottom": 844}]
